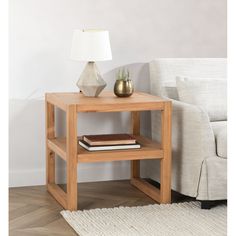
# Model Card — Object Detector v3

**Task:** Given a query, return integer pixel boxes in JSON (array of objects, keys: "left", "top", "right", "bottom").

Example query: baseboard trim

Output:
[{"left": 9, "top": 162, "right": 131, "bottom": 187}]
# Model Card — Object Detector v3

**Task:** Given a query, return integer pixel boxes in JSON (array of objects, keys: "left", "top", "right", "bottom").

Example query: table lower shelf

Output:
[{"left": 47, "top": 135, "right": 163, "bottom": 163}]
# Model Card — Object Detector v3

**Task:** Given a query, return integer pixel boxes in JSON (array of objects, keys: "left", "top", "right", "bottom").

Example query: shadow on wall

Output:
[
  {"left": 104, "top": 62, "right": 152, "bottom": 138},
  {"left": 9, "top": 62, "right": 151, "bottom": 187},
  {"left": 103, "top": 62, "right": 150, "bottom": 92}
]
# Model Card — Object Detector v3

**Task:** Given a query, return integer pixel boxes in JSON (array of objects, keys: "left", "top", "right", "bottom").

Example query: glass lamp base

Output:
[{"left": 77, "top": 62, "right": 106, "bottom": 97}]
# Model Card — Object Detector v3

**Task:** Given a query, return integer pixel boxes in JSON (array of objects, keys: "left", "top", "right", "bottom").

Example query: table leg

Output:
[
  {"left": 160, "top": 102, "right": 172, "bottom": 203},
  {"left": 130, "top": 110, "right": 161, "bottom": 203},
  {"left": 66, "top": 105, "right": 78, "bottom": 210},
  {"left": 46, "top": 100, "right": 55, "bottom": 186},
  {"left": 131, "top": 111, "right": 140, "bottom": 178}
]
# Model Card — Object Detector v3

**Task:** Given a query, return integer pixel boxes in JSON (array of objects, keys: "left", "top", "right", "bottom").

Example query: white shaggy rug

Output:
[{"left": 61, "top": 202, "right": 226, "bottom": 236}]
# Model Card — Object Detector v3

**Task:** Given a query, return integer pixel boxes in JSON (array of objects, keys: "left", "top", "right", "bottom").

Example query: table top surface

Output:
[
  {"left": 46, "top": 91, "right": 167, "bottom": 104},
  {"left": 46, "top": 91, "right": 170, "bottom": 112}
]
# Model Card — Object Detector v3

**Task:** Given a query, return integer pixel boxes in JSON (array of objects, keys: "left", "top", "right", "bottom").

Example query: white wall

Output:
[{"left": 9, "top": 0, "right": 226, "bottom": 187}]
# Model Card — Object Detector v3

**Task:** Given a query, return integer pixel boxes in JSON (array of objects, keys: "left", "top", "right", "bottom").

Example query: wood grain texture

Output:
[
  {"left": 47, "top": 183, "right": 67, "bottom": 209},
  {"left": 48, "top": 135, "right": 163, "bottom": 163},
  {"left": 9, "top": 180, "right": 193, "bottom": 236},
  {"left": 45, "top": 99, "right": 55, "bottom": 185},
  {"left": 46, "top": 92, "right": 165, "bottom": 112},
  {"left": 9, "top": 181, "right": 156, "bottom": 236},
  {"left": 160, "top": 101, "right": 172, "bottom": 203},
  {"left": 131, "top": 111, "right": 141, "bottom": 178},
  {"left": 47, "top": 138, "right": 66, "bottom": 161},
  {"left": 45, "top": 91, "right": 172, "bottom": 210},
  {"left": 131, "top": 111, "right": 140, "bottom": 136},
  {"left": 66, "top": 105, "right": 78, "bottom": 211},
  {"left": 45, "top": 93, "right": 67, "bottom": 111},
  {"left": 131, "top": 178, "right": 161, "bottom": 202}
]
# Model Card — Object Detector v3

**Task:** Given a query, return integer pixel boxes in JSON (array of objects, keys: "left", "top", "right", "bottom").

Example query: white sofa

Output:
[{"left": 145, "top": 58, "right": 227, "bottom": 207}]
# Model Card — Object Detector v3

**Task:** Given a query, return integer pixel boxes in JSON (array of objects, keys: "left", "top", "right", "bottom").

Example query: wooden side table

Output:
[{"left": 45, "top": 91, "right": 172, "bottom": 210}]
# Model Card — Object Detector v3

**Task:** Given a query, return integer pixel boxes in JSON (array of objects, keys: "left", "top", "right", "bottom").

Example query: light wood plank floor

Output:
[{"left": 9, "top": 180, "right": 191, "bottom": 236}]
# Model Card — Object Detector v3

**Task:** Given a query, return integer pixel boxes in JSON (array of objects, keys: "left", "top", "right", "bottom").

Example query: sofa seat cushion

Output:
[{"left": 211, "top": 121, "right": 227, "bottom": 158}]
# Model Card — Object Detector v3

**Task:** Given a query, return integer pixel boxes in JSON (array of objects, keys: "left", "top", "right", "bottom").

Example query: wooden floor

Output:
[{"left": 9, "top": 179, "right": 192, "bottom": 236}]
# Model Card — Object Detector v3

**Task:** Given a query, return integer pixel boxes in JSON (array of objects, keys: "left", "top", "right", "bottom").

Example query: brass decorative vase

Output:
[{"left": 114, "top": 79, "right": 134, "bottom": 97}]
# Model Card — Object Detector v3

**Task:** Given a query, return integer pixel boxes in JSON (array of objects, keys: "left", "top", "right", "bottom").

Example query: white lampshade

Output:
[{"left": 70, "top": 29, "right": 112, "bottom": 61}]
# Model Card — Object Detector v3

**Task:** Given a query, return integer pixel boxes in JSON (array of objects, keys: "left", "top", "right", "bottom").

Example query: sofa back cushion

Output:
[
  {"left": 149, "top": 58, "right": 227, "bottom": 99},
  {"left": 176, "top": 77, "right": 227, "bottom": 121}
]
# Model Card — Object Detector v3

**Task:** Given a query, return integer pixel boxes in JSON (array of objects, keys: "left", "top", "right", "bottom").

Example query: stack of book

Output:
[{"left": 79, "top": 134, "right": 141, "bottom": 151}]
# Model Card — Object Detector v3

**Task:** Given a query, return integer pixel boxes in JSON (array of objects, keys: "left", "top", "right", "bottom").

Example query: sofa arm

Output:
[
  {"left": 171, "top": 99, "right": 215, "bottom": 156},
  {"left": 149, "top": 98, "right": 216, "bottom": 197}
]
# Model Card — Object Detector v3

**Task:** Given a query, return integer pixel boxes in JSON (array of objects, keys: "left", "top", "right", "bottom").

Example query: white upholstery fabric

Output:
[
  {"left": 198, "top": 156, "right": 227, "bottom": 200},
  {"left": 149, "top": 58, "right": 227, "bottom": 99},
  {"left": 147, "top": 58, "right": 227, "bottom": 200},
  {"left": 176, "top": 77, "right": 227, "bottom": 121},
  {"left": 149, "top": 99, "right": 216, "bottom": 198},
  {"left": 211, "top": 121, "right": 227, "bottom": 158},
  {"left": 163, "top": 86, "right": 179, "bottom": 100}
]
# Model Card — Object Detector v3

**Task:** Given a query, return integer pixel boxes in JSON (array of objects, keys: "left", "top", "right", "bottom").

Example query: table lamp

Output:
[{"left": 70, "top": 29, "right": 112, "bottom": 97}]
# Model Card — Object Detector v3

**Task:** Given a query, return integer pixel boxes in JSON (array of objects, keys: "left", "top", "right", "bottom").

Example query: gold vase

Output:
[{"left": 114, "top": 79, "right": 134, "bottom": 97}]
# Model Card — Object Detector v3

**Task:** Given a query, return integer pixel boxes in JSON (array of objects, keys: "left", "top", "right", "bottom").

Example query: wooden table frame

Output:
[{"left": 45, "top": 92, "right": 172, "bottom": 210}]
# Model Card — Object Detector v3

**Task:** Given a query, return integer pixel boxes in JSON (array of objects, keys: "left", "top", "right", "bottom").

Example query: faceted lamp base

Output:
[{"left": 77, "top": 62, "right": 106, "bottom": 97}]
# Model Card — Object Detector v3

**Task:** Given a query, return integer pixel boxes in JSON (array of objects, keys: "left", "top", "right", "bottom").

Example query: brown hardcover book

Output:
[{"left": 83, "top": 133, "right": 136, "bottom": 146}]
